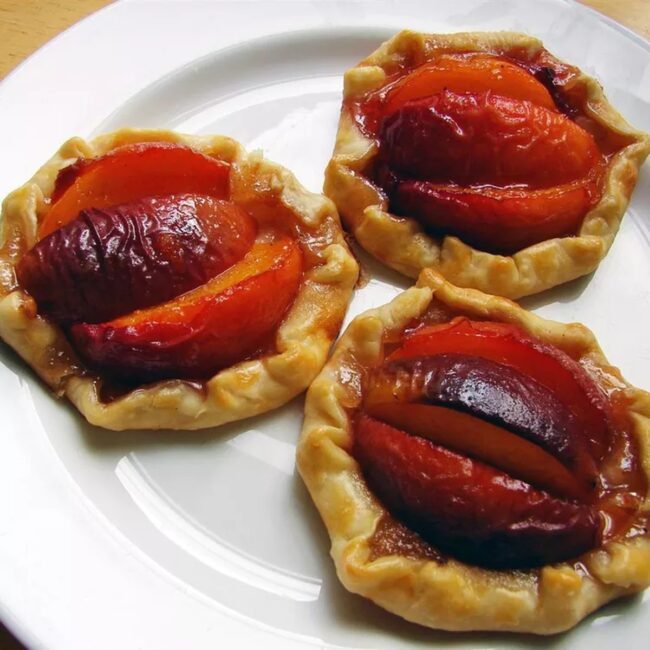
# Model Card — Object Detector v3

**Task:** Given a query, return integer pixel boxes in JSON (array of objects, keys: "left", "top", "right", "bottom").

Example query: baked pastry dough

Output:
[
  {"left": 0, "top": 128, "right": 358, "bottom": 430},
  {"left": 297, "top": 268, "right": 650, "bottom": 634},
  {"left": 324, "top": 30, "right": 650, "bottom": 298}
]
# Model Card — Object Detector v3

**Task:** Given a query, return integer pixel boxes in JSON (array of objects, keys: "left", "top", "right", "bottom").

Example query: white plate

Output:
[{"left": 1, "top": 1, "right": 649, "bottom": 648}]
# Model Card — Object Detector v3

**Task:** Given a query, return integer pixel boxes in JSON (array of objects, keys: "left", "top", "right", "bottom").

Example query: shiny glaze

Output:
[
  {"left": 344, "top": 50, "right": 620, "bottom": 253},
  {"left": 357, "top": 320, "right": 648, "bottom": 569},
  {"left": 17, "top": 194, "right": 256, "bottom": 324}
]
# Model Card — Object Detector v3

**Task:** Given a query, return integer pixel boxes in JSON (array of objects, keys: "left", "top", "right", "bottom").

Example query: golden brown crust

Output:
[
  {"left": 0, "top": 128, "right": 359, "bottom": 430},
  {"left": 324, "top": 30, "right": 650, "bottom": 299},
  {"left": 297, "top": 268, "right": 650, "bottom": 634}
]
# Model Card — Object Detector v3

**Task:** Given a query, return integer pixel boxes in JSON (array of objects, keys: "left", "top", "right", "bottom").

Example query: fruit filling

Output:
[
  {"left": 41, "top": 142, "right": 231, "bottom": 238},
  {"left": 17, "top": 194, "right": 257, "bottom": 324},
  {"left": 70, "top": 238, "right": 302, "bottom": 381},
  {"left": 355, "top": 319, "right": 646, "bottom": 569},
  {"left": 348, "top": 52, "right": 607, "bottom": 253},
  {"left": 17, "top": 143, "right": 304, "bottom": 382}
]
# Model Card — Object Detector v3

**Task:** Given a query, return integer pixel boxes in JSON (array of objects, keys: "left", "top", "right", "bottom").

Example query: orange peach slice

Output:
[
  {"left": 390, "top": 318, "right": 610, "bottom": 461},
  {"left": 393, "top": 178, "right": 599, "bottom": 254},
  {"left": 70, "top": 237, "right": 302, "bottom": 381},
  {"left": 18, "top": 195, "right": 256, "bottom": 324},
  {"left": 383, "top": 54, "right": 557, "bottom": 115},
  {"left": 354, "top": 414, "right": 599, "bottom": 568},
  {"left": 381, "top": 91, "right": 602, "bottom": 188},
  {"left": 364, "top": 397, "right": 592, "bottom": 502},
  {"left": 40, "top": 142, "right": 230, "bottom": 238}
]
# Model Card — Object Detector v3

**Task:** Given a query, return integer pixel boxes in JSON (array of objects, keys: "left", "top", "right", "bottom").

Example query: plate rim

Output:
[{"left": 2, "top": 1, "right": 650, "bottom": 648}]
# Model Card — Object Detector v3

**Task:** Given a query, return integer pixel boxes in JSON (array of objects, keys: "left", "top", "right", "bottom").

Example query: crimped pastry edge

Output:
[
  {"left": 0, "top": 128, "right": 359, "bottom": 430},
  {"left": 324, "top": 30, "right": 650, "bottom": 299},
  {"left": 297, "top": 268, "right": 650, "bottom": 634}
]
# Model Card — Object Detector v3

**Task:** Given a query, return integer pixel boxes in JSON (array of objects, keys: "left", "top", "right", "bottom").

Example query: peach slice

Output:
[
  {"left": 392, "top": 178, "right": 599, "bottom": 254},
  {"left": 363, "top": 362, "right": 595, "bottom": 502},
  {"left": 18, "top": 195, "right": 256, "bottom": 324},
  {"left": 390, "top": 318, "right": 610, "bottom": 461},
  {"left": 354, "top": 414, "right": 599, "bottom": 568},
  {"left": 381, "top": 91, "right": 602, "bottom": 188},
  {"left": 40, "top": 142, "right": 230, "bottom": 238},
  {"left": 366, "top": 354, "right": 598, "bottom": 501},
  {"left": 70, "top": 237, "right": 302, "bottom": 381},
  {"left": 382, "top": 54, "right": 557, "bottom": 116}
]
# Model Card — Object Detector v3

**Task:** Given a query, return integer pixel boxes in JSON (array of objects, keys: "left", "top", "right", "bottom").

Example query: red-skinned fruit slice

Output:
[
  {"left": 380, "top": 90, "right": 602, "bottom": 188},
  {"left": 17, "top": 194, "right": 257, "bottom": 324},
  {"left": 70, "top": 237, "right": 302, "bottom": 381},
  {"left": 389, "top": 318, "right": 610, "bottom": 461},
  {"left": 365, "top": 354, "right": 598, "bottom": 501},
  {"left": 382, "top": 54, "right": 557, "bottom": 115},
  {"left": 40, "top": 142, "right": 230, "bottom": 238},
  {"left": 392, "top": 178, "right": 599, "bottom": 254},
  {"left": 364, "top": 400, "right": 590, "bottom": 502},
  {"left": 354, "top": 414, "right": 599, "bottom": 569}
]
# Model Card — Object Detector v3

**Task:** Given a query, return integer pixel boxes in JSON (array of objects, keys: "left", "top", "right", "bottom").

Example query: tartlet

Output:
[
  {"left": 0, "top": 128, "right": 358, "bottom": 430},
  {"left": 297, "top": 269, "right": 650, "bottom": 634},
  {"left": 324, "top": 30, "right": 650, "bottom": 298}
]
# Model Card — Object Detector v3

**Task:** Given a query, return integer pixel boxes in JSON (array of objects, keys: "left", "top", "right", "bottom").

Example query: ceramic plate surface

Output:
[{"left": 1, "top": 1, "right": 649, "bottom": 648}]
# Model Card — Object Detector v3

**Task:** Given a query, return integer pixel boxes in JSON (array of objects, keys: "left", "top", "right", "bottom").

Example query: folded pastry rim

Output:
[
  {"left": 297, "top": 268, "right": 650, "bottom": 634},
  {"left": 324, "top": 29, "right": 650, "bottom": 299},
  {"left": 0, "top": 128, "right": 359, "bottom": 430}
]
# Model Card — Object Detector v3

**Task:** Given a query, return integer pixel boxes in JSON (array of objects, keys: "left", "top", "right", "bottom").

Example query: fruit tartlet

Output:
[
  {"left": 325, "top": 31, "right": 650, "bottom": 298},
  {"left": 0, "top": 129, "right": 358, "bottom": 430},
  {"left": 297, "top": 269, "right": 650, "bottom": 634}
]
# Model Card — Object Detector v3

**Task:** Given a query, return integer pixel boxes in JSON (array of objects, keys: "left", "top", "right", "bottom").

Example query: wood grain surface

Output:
[
  {"left": 0, "top": 0, "right": 111, "bottom": 79},
  {"left": 581, "top": 0, "right": 650, "bottom": 40},
  {"left": 0, "top": 0, "right": 648, "bottom": 648}
]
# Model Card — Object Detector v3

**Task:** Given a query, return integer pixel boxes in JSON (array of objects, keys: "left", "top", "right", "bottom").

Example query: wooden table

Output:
[{"left": 0, "top": 0, "right": 648, "bottom": 648}]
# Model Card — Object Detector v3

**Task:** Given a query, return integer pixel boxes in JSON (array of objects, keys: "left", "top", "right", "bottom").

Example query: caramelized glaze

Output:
[
  {"left": 345, "top": 49, "right": 617, "bottom": 154},
  {"left": 369, "top": 514, "right": 443, "bottom": 562},
  {"left": 360, "top": 321, "right": 648, "bottom": 568}
]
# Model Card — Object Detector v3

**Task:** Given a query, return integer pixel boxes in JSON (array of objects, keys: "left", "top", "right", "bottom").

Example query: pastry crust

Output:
[
  {"left": 297, "top": 268, "right": 650, "bottom": 634},
  {"left": 324, "top": 30, "right": 650, "bottom": 299},
  {"left": 0, "top": 128, "right": 358, "bottom": 430}
]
